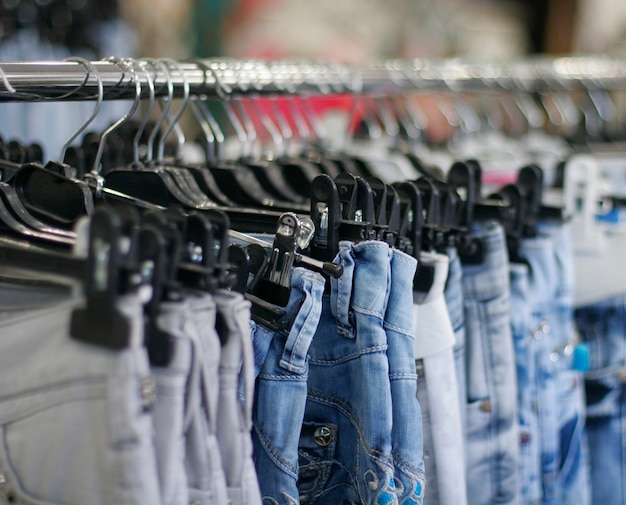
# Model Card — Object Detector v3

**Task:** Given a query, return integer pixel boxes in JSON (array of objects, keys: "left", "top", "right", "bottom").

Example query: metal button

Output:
[
  {"left": 313, "top": 426, "right": 333, "bottom": 447},
  {"left": 480, "top": 400, "right": 493, "bottom": 413}
]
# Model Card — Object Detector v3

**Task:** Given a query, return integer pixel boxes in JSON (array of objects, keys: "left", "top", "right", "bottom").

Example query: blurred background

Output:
[
  {"left": 1, "top": 0, "right": 626, "bottom": 160},
  {"left": 1, "top": 0, "right": 625, "bottom": 63}
]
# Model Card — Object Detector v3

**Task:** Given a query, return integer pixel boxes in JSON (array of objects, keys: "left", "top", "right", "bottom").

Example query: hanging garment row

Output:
[{"left": 0, "top": 55, "right": 625, "bottom": 505}]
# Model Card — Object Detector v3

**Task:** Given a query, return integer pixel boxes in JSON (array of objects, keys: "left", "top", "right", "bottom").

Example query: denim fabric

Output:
[
  {"left": 186, "top": 294, "right": 229, "bottom": 505},
  {"left": 299, "top": 240, "right": 398, "bottom": 505},
  {"left": 251, "top": 267, "right": 326, "bottom": 505},
  {"left": 462, "top": 222, "right": 519, "bottom": 505},
  {"left": 539, "top": 222, "right": 590, "bottom": 505},
  {"left": 575, "top": 296, "right": 626, "bottom": 505},
  {"left": 520, "top": 235, "right": 560, "bottom": 505},
  {"left": 509, "top": 263, "right": 541, "bottom": 505},
  {"left": 385, "top": 249, "right": 425, "bottom": 505},
  {"left": 152, "top": 301, "right": 194, "bottom": 505},
  {"left": 214, "top": 290, "right": 263, "bottom": 505},
  {"left": 413, "top": 251, "right": 467, "bottom": 505},
  {"left": 445, "top": 246, "right": 467, "bottom": 437},
  {"left": 0, "top": 294, "right": 162, "bottom": 505}
]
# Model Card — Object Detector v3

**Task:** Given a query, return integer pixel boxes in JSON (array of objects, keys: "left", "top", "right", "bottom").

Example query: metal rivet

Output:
[
  {"left": 480, "top": 400, "right": 492, "bottom": 413},
  {"left": 313, "top": 426, "right": 333, "bottom": 447}
]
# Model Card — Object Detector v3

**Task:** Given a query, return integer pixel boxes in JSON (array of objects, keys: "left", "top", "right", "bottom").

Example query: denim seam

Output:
[
  {"left": 391, "top": 450, "right": 425, "bottom": 480},
  {"left": 308, "top": 345, "right": 388, "bottom": 366},
  {"left": 383, "top": 322, "right": 414, "bottom": 337},
  {"left": 257, "top": 373, "right": 308, "bottom": 381},
  {"left": 478, "top": 299, "right": 505, "bottom": 503},
  {"left": 388, "top": 373, "right": 418, "bottom": 380},
  {"left": 306, "top": 389, "right": 394, "bottom": 467},
  {"left": 252, "top": 422, "right": 298, "bottom": 478},
  {"left": 352, "top": 305, "right": 386, "bottom": 318},
  {"left": 280, "top": 279, "right": 321, "bottom": 374}
]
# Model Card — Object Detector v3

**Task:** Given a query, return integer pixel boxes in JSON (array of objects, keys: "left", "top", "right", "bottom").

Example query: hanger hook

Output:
[
  {"left": 0, "top": 64, "right": 16, "bottom": 94},
  {"left": 133, "top": 59, "right": 157, "bottom": 166},
  {"left": 157, "top": 58, "right": 190, "bottom": 163},
  {"left": 145, "top": 59, "right": 173, "bottom": 164},
  {"left": 90, "top": 58, "right": 142, "bottom": 176},
  {"left": 60, "top": 57, "right": 104, "bottom": 163}
]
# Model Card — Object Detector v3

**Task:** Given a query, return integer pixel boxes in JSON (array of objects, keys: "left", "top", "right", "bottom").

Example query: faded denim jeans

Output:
[
  {"left": 386, "top": 249, "right": 425, "bottom": 505},
  {"left": 251, "top": 268, "right": 326, "bottom": 505},
  {"left": 575, "top": 296, "right": 626, "bottom": 505},
  {"left": 214, "top": 290, "right": 263, "bottom": 505},
  {"left": 0, "top": 293, "right": 162, "bottom": 505},
  {"left": 462, "top": 222, "right": 519, "bottom": 505}
]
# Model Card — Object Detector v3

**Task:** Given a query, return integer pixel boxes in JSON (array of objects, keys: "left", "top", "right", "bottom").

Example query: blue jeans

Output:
[
  {"left": 299, "top": 240, "right": 398, "bottom": 505},
  {"left": 385, "top": 249, "right": 425, "bottom": 504},
  {"left": 510, "top": 263, "right": 542, "bottom": 505},
  {"left": 539, "top": 222, "right": 590, "bottom": 505},
  {"left": 445, "top": 246, "right": 467, "bottom": 438},
  {"left": 462, "top": 222, "right": 519, "bottom": 505},
  {"left": 575, "top": 296, "right": 626, "bottom": 505},
  {"left": 251, "top": 267, "right": 326, "bottom": 505},
  {"left": 520, "top": 235, "right": 560, "bottom": 505}
]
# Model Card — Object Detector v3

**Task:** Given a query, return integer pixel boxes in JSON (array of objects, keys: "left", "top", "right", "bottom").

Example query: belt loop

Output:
[{"left": 331, "top": 242, "right": 355, "bottom": 336}]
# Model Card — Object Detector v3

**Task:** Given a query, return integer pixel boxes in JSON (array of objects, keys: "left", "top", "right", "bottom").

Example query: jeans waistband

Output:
[
  {"left": 520, "top": 235, "right": 558, "bottom": 307},
  {"left": 461, "top": 222, "right": 509, "bottom": 301},
  {"left": 331, "top": 240, "right": 392, "bottom": 335},
  {"left": 279, "top": 268, "right": 326, "bottom": 374}
]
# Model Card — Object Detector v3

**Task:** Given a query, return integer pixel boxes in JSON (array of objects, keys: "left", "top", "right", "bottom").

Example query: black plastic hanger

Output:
[
  {"left": 70, "top": 207, "right": 133, "bottom": 350},
  {"left": 103, "top": 59, "right": 217, "bottom": 211}
]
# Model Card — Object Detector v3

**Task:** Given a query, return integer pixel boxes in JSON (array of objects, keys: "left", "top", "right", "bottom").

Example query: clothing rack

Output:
[{"left": 0, "top": 55, "right": 625, "bottom": 102}]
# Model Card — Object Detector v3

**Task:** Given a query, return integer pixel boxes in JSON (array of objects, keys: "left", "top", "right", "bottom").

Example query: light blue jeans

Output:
[
  {"left": 299, "top": 240, "right": 398, "bottom": 505},
  {"left": 251, "top": 267, "right": 326, "bottom": 505},
  {"left": 385, "top": 249, "right": 425, "bottom": 505},
  {"left": 462, "top": 222, "right": 519, "bottom": 505},
  {"left": 520, "top": 235, "right": 560, "bottom": 505},
  {"left": 539, "top": 222, "right": 590, "bottom": 505},
  {"left": 510, "top": 262, "right": 541, "bottom": 505}
]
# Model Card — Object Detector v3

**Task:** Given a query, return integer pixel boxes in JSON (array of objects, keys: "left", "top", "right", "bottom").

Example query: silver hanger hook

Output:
[
  {"left": 60, "top": 57, "right": 104, "bottom": 162},
  {"left": 186, "top": 60, "right": 216, "bottom": 163},
  {"left": 145, "top": 59, "right": 173, "bottom": 164},
  {"left": 91, "top": 58, "right": 141, "bottom": 176},
  {"left": 133, "top": 59, "right": 156, "bottom": 165},
  {"left": 157, "top": 58, "right": 190, "bottom": 163},
  {"left": 0, "top": 64, "right": 16, "bottom": 94}
]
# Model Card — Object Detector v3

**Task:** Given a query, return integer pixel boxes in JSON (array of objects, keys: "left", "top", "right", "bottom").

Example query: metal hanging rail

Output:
[{"left": 0, "top": 55, "right": 625, "bottom": 102}]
